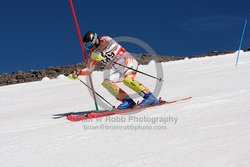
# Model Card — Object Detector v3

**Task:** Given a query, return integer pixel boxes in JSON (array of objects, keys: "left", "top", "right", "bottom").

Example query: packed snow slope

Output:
[{"left": 0, "top": 52, "right": 250, "bottom": 167}]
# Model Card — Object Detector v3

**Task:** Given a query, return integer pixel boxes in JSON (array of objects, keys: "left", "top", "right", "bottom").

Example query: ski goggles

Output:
[{"left": 84, "top": 42, "right": 93, "bottom": 49}]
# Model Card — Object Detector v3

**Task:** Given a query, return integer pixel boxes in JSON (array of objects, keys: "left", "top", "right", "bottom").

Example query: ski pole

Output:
[
  {"left": 111, "top": 61, "right": 163, "bottom": 82},
  {"left": 78, "top": 79, "right": 115, "bottom": 108}
]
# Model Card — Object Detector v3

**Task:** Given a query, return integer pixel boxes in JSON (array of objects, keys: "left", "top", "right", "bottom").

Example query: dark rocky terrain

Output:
[{"left": 0, "top": 50, "right": 245, "bottom": 86}]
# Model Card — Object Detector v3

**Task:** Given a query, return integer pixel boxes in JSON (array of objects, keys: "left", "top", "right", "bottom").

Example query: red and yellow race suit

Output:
[{"left": 78, "top": 36, "right": 150, "bottom": 101}]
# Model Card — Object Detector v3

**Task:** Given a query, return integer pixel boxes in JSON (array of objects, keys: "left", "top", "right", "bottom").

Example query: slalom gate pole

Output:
[
  {"left": 78, "top": 79, "right": 115, "bottom": 108},
  {"left": 235, "top": 19, "right": 247, "bottom": 67},
  {"left": 112, "top": 61, "right": 163, "bottom": 81},
  {"left": 69, "top": 0, "right": 99, "bottom": 111}
]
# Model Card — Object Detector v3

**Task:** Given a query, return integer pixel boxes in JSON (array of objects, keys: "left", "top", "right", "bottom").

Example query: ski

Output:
[{"left": 67, "top": 97, "right": 192, "bottom": 122}]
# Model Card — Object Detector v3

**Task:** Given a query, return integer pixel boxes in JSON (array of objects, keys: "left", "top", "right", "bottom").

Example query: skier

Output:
[{"left": 72, "top": 31, "right": 158, "bottom": 109}]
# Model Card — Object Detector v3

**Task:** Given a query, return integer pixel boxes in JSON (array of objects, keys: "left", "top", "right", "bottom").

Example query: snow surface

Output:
[{"left": 0, "top": 52, "right": 250, "bottom": 167}]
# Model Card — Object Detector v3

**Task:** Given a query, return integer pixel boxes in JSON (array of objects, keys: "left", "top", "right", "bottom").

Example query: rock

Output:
[
  {"left": 0, "top": 51, "right": 237, "bottom": 86},
  {"left": 244, "top": 48, "right": 250, "bottom": 52}
]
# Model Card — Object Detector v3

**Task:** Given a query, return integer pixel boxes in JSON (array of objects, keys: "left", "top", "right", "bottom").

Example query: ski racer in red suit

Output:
[{"left": 73, "top": 31, "right": 158, "bottom": 109}]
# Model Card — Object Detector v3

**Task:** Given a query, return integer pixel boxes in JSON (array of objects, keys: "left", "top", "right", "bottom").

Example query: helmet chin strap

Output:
[{"left": 89, "top": 44, "right": 97, "bottom": 51}]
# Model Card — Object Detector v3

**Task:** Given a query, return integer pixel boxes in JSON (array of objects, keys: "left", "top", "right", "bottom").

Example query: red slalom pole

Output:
[
  {"left": 69, "top": 0, "right": 87, "bottom": 61},
  {"left": 69, "top": 0, "right": 99, "bottom": 111}
]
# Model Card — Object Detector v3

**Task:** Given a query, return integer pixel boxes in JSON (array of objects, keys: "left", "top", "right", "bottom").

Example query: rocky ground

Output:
[{"left": 0, "top": 50, "right": 246, "bottom": 86}]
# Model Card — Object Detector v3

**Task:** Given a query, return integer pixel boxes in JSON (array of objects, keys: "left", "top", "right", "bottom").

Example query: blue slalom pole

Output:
[{"left": 235, "top": 19, "right": 247, "bottom": 67}]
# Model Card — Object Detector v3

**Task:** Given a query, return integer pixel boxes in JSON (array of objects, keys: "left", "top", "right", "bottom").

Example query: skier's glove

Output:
[
  {"left": 90, "top": 51, "right": 106, "bottom": 61},
  {"left": 71, "top": 70, "right": 80, "bottom": 75},
  {"left": 68, "top": 70, "right": 80, "bottom": 80}
]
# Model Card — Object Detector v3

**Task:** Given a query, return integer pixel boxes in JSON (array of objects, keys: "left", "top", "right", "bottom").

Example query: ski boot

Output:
[
  {"left": 123, "top": 78, "right": 158, "bottom": 106},
  {"left": 118, "top": 98, "right": 136, "bottom": 110},
  {"left": 140, "top": 92, "right": 158, "bottom": 106}
]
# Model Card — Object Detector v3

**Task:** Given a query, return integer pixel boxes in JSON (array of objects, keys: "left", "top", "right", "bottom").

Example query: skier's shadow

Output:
[{"left": 52, "top": 111, "right": 89, "bottom": 119}]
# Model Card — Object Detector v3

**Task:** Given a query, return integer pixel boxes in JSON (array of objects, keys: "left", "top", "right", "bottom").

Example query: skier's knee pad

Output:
[
  {"left": 101, "top": 79, "right": 110, "bottom": 88},
  {"left": 123, "top": 78, "right": 147, "bottom": 94},
  {"left": 102, "top": 79, "right": 129, "bottom": 101},
  {"left": 102, "top": 80, "right": 119, "bottom": 97}
]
